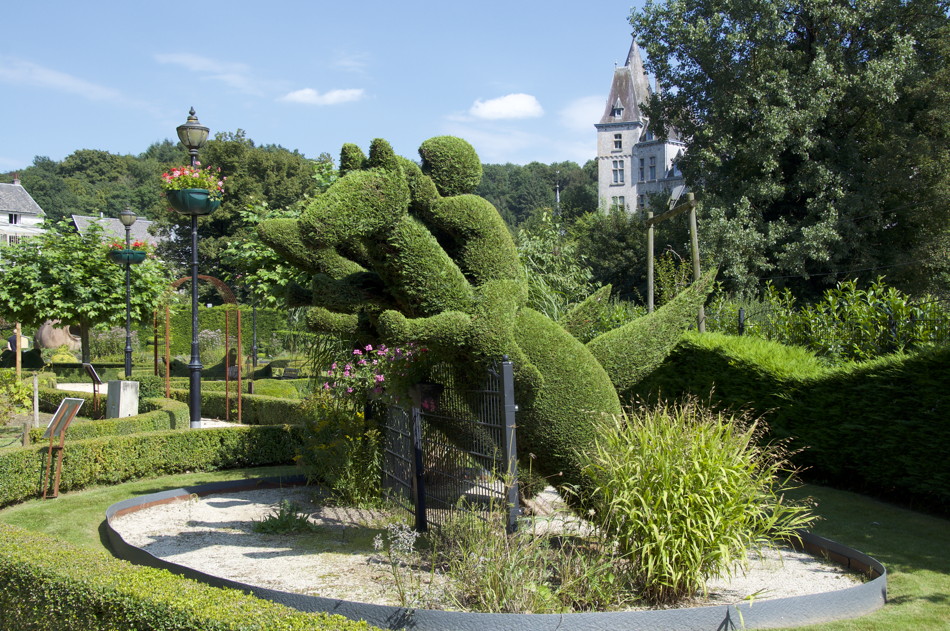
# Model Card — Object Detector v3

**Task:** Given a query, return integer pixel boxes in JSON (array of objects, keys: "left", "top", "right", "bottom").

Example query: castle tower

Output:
[{"left": 595, "top": 38, "right": 686, "bottom": 213}]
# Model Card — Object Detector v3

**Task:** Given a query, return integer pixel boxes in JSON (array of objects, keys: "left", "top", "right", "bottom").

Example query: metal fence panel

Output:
[{"left": 382, "top": 359, "right": 518, "bottom": 533}]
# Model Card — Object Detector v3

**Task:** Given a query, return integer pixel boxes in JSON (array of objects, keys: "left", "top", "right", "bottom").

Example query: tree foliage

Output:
[
  {"left": 632, "top": 0, "right": 950, "bottom": 297},
  {"left": 0, "top": 221, "right": 171, "bottom": 362},
  {"left": 150, "top": 130, "right": 320, "bottom": 290},
  {"left": 476, "top": 160, "right": 598, "bottom": 226}
]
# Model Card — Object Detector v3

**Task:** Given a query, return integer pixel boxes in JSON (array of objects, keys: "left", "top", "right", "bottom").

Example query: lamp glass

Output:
[
  {"left": 119, "top": 208, "right": 137, "bottom": 227},
  {"left": 177, "top": 108, "right": 209, "bottom": 152}
]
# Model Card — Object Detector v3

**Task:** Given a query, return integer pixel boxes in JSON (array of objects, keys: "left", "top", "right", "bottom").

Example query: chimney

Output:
[{"left": 13, "top": 172, "right": 20, "bottom": 186}]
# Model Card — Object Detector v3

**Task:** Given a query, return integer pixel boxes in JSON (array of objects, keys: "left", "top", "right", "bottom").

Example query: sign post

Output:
[{"left": 41, "top": 398, "right": 84, "bottom": 499}]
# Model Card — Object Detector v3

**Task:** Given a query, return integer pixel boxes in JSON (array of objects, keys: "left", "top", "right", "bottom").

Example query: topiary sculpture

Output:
[{"left": 258, "top": 136, "right": 714, "bottom": 496}]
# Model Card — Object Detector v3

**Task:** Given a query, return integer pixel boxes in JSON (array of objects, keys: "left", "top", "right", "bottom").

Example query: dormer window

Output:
[{"left": 611, "top": 98, "right": 624, "bottom": 118}]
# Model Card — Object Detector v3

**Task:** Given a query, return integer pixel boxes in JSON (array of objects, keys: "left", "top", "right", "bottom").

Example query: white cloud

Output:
[
  {"left": 279, "top": 88, "right": 365, "bottom": 105},
  {"left": 559, "top": 95, "right": 604, "bottom": 133},
  {"left": 332, "top": 51, "right": 371, "bottom": 73},
  {"left": 0, "top": 56, "right": 124, "bottom": 101},
  {"left": 154, "top": 53, "right": 261, "bottom": 94},
  {"left": 469, "top": 93, "right": 543, "bottom": 120}
]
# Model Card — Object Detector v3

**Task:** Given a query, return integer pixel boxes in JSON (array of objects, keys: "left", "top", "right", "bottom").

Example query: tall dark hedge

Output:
[{"left": 632, "top": 332, "right": 950, "bottom": 513}]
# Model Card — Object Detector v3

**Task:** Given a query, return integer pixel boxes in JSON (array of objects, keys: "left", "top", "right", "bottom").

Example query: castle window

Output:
[
  {"left": 611, "top": 98, "right": 624, "bottom": 118},
  {"left": 613, "top": 134, "right": 623, "bottom": 151},
  {"left": 639, "top": 159, "right": 645, "bottom": 181},
  {"left": 612, "top": 196, "right": 626, "bottom": 211},
  {"left": 612, "top": 160, "right": 625, "bottom": 184},
  {"left": 638, "top": 195, "right": 645, "bottom": 208},
  {"left": 649, "top": 156, "right": 656, "bottom": 180}
]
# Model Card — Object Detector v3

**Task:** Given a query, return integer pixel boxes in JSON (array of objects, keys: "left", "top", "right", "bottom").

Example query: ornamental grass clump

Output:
[{"left": 577, "top": 398, "right": 816, "bottom": 605}]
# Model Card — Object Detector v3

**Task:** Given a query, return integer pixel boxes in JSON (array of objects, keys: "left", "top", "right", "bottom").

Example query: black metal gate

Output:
[{"left": 382, "top": 358, "right": 518, "bottom": 532}]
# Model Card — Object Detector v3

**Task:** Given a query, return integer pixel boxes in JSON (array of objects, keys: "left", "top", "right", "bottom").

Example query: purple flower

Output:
[
  {"left": 353, "top": 349, "right": 362, "bottom": 356},
  {"left": 322, "top": 382, "right": 331, "bottom": 390},
  {"left": 375, "top": 374, "right": 385, "bottom": 383}
]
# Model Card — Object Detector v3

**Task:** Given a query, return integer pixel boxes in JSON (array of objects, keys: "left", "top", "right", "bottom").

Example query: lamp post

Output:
[
  {"left": 118, "top": 206, "right": 137, "bottom": 378},
  {"left": 175, "top": 107, "right": 211, "bottom": 428}
]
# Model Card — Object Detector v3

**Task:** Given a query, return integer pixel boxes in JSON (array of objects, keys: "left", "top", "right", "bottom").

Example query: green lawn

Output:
[{"left": 1, "top": 470, "right": 947, "bottom": 629}]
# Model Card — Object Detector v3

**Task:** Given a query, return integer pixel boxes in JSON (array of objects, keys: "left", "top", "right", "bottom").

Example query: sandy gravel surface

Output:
[{"left": 109, "top": 486, "right": 861, "bottom": 610}]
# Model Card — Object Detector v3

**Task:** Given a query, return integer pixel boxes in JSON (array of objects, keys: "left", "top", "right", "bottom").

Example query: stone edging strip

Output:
[{"left": 104, "top": 476, "right": 887, "bottom": 631}]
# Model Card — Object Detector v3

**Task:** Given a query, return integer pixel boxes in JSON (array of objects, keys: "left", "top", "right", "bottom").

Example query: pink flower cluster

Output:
[
  {"left": 160, "top": 163, "right": 226, "bottom": 197},
  {"left": 322, "top": 343, "right": 425, "bottom": 399}
]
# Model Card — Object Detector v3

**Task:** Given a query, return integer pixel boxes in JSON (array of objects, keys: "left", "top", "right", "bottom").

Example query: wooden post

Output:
[
  {"left": 647, "top": 210, "right": 655, "bottom": 313},
  {"left": 688, "top": 201, "right": 705, "bottom": 333},
  {"left": 225, "top": 306, "right": 230, "bottom": 422},
  {"left": 14, "top": 322, "right": 21, "bottom": 379},
  {"left": 153, "top": 310, "right": 159, "bottom": 376},
  {"left": 164, "top": 306, "right": 171, "bottom": 398},
  {"left": 32, "top": 373, "right": 39, "bottom": 427},
  {"left": 237, "top": 309, "right": 243, "bottom": 424}
]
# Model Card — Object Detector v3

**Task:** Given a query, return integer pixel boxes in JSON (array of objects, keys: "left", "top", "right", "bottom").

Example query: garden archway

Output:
[{"left": 155, "top": 275, "right": 244, "bottom": 422}]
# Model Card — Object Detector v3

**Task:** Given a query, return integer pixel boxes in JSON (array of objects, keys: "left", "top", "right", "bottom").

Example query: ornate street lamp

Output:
[
  {"left": 118, "top": 206, "right": 137, "bottom": 378},
  {"left": 174, "top": 107, "right": 212, "bottom": 428}
]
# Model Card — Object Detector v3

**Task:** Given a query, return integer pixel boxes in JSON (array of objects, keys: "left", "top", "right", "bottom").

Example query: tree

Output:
[
  {"left": 151, "top": 130, "right": 319, "bottom": 291},
  {"left": 632, "top": 0, "right": 950, "bottom": 297},
  {"left": 0, "top": 221, "right": 171, "bottom": 362}
]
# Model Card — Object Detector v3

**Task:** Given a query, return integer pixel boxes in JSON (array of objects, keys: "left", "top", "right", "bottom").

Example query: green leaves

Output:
[
  {"left": 577, "top": 399, "right": 815, "bottom": 604},
  {"left": 633, "top": 0, "right": 950, "bottom": 295}
]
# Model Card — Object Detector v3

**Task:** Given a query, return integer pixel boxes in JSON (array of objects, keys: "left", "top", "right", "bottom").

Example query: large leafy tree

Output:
[
  {"left": 632, "top": 0, "right": 950, "bottom": 297},
  {"left": 151, "top": 130, "right": 319, "bottom": 292},
  {"left": 0, "top": 221, "right": 171, "bottom": 362}
]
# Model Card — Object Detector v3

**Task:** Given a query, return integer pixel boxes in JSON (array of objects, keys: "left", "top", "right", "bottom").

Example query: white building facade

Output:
[
  {"left": 595, "top": 40, "right": 687, "bottom": 214},
  {"left": 0, "top": 176, "right": 45, "bottom": 245}
]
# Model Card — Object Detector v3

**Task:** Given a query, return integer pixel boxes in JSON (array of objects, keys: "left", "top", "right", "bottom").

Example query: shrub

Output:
[
  {"left": 296, "top": 392, "right": 381, "bottom": 506},
  {"left": 29, "top": 396, "right": 189, "bottom": 443},
  {"left": 0, "top": 524, "right": 376, "bottom": 630},
  {"left": 576, "top": 399, "right": 815, "bottom": 605},
  {"left": 0, "top": 368, "right": 31, "bottom": 422},
  {"left": 0, "top": 424, "right": 303, "bottom": 508}
]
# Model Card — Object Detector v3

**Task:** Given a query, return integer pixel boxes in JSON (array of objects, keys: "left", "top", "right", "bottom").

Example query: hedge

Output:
[
  {"left": 166, "top": 388, "right": 313, "bottom": 425},
  {"left": 631, "top": 332, "right": 950, "bottom": 513},
  {"left": 142, "top": 305, "right": 288, "bottom": 358},
  {"left": 29, "top": 395, "right": 190, "bottom": 443},
  {"left": 0, "top": 424, "right": 304, "bottom": 508},
  {"left": 0, "top": 525, "right": 375, "bottom": 631}
]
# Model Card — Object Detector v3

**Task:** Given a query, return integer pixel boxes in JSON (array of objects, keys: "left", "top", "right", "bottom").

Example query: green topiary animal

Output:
[{"left": 258, "top": 137, "right": 714, "bottom": 496}]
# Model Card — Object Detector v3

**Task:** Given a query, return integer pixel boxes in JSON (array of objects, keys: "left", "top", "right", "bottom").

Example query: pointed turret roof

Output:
[{"left": 598, "top": 39, "right": 652, "bottom": 126}]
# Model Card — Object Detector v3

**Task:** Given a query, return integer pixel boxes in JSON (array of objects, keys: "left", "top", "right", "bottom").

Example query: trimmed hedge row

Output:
[
  {"left": 45, "top": 362, "right": 125, "bottom": 382},
  {"left": 29, "top": 395, "right": 190, "bottom": 443},
  {"left": 0, "top": 525, "right": 374, "bottom": 630},
  {"left": 0, "top": 424, "right": 304, "bottom": 508},
  {"left": 166, "top": 388, "right": 312, "bottom": 425},
  {"left": 632, "top": 332, "right": 950, "bottom": 513}
]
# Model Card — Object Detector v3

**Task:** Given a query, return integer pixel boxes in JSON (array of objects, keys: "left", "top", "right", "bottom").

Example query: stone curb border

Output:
[{"left": 105, "top": 476, "right": 887, "bottom": 631}]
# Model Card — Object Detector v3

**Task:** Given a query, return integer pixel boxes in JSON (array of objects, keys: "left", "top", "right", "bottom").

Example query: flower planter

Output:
[
  {"left": 107, "top": 249, "right": 147, "bottom": 265},
  {"left": 165, "top": 188, "right": 221, "bottom": 216}
]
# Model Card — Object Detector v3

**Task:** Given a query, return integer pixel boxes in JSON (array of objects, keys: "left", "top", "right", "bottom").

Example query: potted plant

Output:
[
  {"left": 161, "top": 163, "right": 226, "bottom": 216},
  {"left": 107, "top": 239, "right": 150, "bottom": 265}
]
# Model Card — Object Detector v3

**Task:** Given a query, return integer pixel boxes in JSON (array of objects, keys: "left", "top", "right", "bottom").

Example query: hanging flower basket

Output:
[
  {"left": 165, "top": 188, "right": 221, "bottom": 216},
  {"left": 107, "top": 249, "right": 147, "bottom": 265}
]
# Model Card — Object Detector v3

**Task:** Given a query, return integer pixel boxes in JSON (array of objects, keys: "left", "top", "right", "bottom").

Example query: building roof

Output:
[
  {"left": 71, "top": 214, "right": 162, "bottom": 245},
  {"left": 598, "top": 40, "right": 653, "bottom": 126},
  {"left": 0, "top": 181, "right": 45, "bottom": 216}
]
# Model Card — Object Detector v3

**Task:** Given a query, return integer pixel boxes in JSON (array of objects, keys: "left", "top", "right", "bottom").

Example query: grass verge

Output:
[{"left": 0, "top": 470, "right": 946, "bottom": 628}]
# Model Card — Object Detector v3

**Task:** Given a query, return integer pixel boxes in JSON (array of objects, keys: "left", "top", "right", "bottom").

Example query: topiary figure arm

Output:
[{"left": 587, "top": 268, "right": 717, "bottom": 400}]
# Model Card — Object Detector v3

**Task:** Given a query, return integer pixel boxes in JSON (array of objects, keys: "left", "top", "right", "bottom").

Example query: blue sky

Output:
[{"left": 0, "top": 1, "right": 644, "bottom": 172}]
